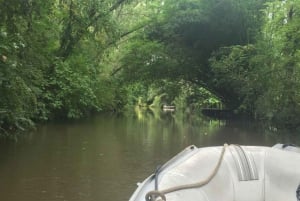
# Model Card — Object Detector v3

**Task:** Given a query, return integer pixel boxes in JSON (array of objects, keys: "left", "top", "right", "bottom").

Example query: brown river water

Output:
[{"left": 0, "top": 110, "right": 299, "bottom": 201}]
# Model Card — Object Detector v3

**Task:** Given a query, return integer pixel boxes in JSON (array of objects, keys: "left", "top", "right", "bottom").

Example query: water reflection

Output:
[{"left": 0, "top": 109, "right": 299, "bottom": 201}]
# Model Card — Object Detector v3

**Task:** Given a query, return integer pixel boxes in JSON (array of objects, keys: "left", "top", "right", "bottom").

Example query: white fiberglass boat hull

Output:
[{"left": 129, "top": 144, "right": 300, "bottom": 201}]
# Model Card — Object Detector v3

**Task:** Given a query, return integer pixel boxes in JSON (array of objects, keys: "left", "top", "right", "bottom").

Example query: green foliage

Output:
[
  {"left": 0, "top": 0, "right": 52, "bottom": 132},
  {"left": 124, "top": 79, "right": 220, "bottom": 113},
  {"left": 0, "top": 0, "right": 133, "bottom": 135},
  {"left": 209, "top": 45, "right": 258, "bottom": 111},
  {"left": 120, "top": 39, "right": 178, "bottom": 82},
  {"left": 173, "top": 81, "right": 221, "bottom": 111},
  {"left": 254, "top": 0, "right": 300, "bottom": 128},
  {"left": 2, "top": 0, "right": 300, "bottom": 135},
  {"left": 119, "top": 0, "right": 268, "bottom": 101},
  {"left": 209, "top": 0, "right": 300, "bottom": 128},
  {"left": 47, "top": 59, "right": 96, "bottom": 118}
]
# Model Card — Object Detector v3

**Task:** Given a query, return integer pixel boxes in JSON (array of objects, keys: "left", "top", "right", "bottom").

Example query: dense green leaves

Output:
[
  {"left": 0, "top": 0, "right": 132, "bottom": 135},
  {"left": 119, "top": 0, "right": 267, "bottom": 108},
  {"left": 1, "top": 0, "right": 300, "bottom": 135},
  {"left": 209, "top": 45, "right": 258, "bottom": 110},
  {"left": 254, "top": 0, "right": 300, "bottom": 128},
  {"left": 209, "top": 0, "right": 300, "bottom": 128},
  {"left": 119, "top": 0, "right": 300, "bottom": 129}
]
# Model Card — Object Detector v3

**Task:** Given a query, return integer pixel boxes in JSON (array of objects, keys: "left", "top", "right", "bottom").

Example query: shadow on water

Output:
[{"left": 0, "top": 108, "right": 299, "bottom": 201}]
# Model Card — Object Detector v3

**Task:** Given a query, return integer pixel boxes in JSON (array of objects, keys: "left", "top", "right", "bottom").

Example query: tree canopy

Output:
[{"left": 1, "top": 0, "right": 300, "bottom": 135}]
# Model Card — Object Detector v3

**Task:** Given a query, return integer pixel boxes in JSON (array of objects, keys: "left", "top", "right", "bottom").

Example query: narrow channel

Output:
[{"left": 0, "top": 112, "right": 298, "bottom": 201}]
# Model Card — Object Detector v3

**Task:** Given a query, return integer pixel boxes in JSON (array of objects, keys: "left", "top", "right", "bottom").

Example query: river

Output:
[{"left": 0, "top": 110, "right": 299, "bottom": 201}]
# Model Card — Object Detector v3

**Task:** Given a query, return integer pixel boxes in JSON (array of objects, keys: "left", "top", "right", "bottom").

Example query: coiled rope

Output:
[{"left": 145, "top": 144, "right": 228, "bottom": 201}]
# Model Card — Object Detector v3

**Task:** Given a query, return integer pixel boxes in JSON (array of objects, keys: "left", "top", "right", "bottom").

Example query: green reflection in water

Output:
[
  {"left": 0, "top": 111, "right": 299, "bottom": 201},
  {"left": 130, "top": 107, "right": 226, "bottom": 150}
]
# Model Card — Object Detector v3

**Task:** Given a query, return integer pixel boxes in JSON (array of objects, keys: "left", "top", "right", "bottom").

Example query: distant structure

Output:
[{"left": 162, "top": 105, "right": 176, "bottom": 112}]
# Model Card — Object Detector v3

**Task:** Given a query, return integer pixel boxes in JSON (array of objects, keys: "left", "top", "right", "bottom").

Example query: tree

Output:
[
  {"left": 253, "top": 0, "right": 300, "bottom": 128},
  {"left": 0, "top": 0, "right": 141, "bottom": 134},
  {"left": 118, "top": 0, "right": 267, "bottom": 109}
]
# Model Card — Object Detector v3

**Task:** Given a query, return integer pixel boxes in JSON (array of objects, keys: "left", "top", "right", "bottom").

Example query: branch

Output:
[
  {"left": 58, "top": 0, "right": 129, "bottom": 59},
  {"left": 87, "top": 0, "right": 128, "bottom": 29},
  {"left": 106, "top": 22, "right": 147, "bottom": 47},
  {"left": 109, "top": 0, "right": 128, "bottom": 12},
  {"left": 111, "top": 66, "right": 123, "bottom": 76}
]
